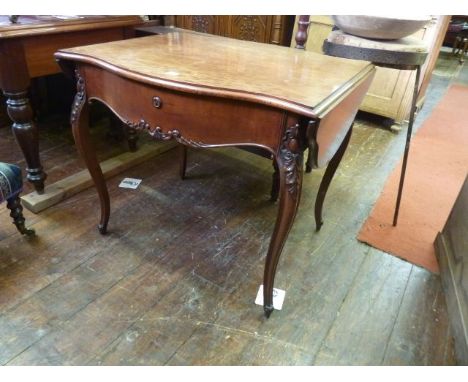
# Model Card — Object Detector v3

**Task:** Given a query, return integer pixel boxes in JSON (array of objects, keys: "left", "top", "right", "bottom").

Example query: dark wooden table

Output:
[
  {"left": 55, "top": 30, "right": 375, "bottom": 317},
  {"left": 0, "top": 15, "right": 143, "bottom": 193}
]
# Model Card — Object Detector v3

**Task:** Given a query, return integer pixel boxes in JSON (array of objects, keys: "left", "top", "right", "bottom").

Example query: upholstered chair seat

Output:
[
  {"left": 0, "top": 162, "right": 34, "bottom": 235},
  {"left": 0, "top": 162, "right": 23, "bottom": 202}
]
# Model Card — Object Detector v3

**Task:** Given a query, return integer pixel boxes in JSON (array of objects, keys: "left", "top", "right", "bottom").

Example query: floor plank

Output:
[
  {"left": 382, "top": 266, "right": 457, "bottom": 365},
  {"left": 313, "top": 249, "right": 413, "bottom": 365}
]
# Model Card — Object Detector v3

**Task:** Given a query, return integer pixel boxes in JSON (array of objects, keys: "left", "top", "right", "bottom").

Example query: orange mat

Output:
[{"left": 358, "top": 84, "right": 468, "bottom": 273}]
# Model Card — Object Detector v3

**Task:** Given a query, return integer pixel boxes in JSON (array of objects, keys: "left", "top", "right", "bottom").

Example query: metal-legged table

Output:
[{"left": 323, "top": 30, "right": 428, "bottom": 225}]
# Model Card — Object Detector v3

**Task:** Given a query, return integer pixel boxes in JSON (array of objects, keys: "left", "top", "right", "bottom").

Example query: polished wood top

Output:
[
  {"left": 0, "top": 15, "right": 143, "bottom": 39},
  {"left": 56, "top": 28, "right": 374, "bottom": 118}
]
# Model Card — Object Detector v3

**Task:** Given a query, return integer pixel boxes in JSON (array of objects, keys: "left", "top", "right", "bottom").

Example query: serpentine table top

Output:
[{"left": 56, "top": 29, "right": 373, "bottom": 119}]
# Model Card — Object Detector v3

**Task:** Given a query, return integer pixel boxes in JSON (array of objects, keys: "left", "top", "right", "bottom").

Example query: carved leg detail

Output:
[
  {"left": 179, "top": 145, "right": 187, "bottom": 180},
  {"left": 4, "top": 90, "right": 47, "bottom": 193},
  {"left": 71, "top": 69, "right": 110, "bottom": 234},
  {"left": 263, "top": 124, "right": 304, "bottom": 317},
  {"left": 6, "top": 195, "right": 35, "bottom": 236},
  {"left": 315, "top": 125, "right": 353, "bottom": 231},
  {"left": 270, "top": 160, "right": 279, "bottom": 202}
]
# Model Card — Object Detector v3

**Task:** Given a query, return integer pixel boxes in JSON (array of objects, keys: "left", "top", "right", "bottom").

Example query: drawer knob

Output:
[{"left": 152, "top": 96, "right": 162, "bottom": 109}]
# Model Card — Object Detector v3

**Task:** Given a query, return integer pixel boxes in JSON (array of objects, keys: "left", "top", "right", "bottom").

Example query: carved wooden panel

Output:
[
  {"left": 175, "top": 16, "right": 218, "bottom": 35},
  {"left": 227, "top": 16, "right": 271, "bottom": 43},
  {"left": 174, "top": 16, "right": 294, "bottom": 46}
]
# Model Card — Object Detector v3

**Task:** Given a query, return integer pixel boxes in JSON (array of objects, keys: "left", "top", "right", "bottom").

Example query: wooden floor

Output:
[{"left": 0, "top": 52, "right": 464, "bottom": 366}]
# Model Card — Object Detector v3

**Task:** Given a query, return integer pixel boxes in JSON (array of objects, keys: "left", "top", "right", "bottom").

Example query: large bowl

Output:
[{"left": 331, "top": 15, "right": 432, "bottom": 40}]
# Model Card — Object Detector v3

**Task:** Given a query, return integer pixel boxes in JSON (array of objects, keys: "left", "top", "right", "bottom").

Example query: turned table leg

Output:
[
  {"left": 71, "top": 69, "right": 110, "bottom": 234},
  {"left": 0, "top": 39, "right": 46, "bottom": 193},
  {"left": 263, "top": 124, "right": 304, "bottom": 317},
  {"left": 4, "top": 90, "right": 47, "bottom": 193}
]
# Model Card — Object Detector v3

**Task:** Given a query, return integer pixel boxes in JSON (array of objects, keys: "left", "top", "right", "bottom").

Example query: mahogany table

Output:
[
  {"left": 0, "top": 15, "right": 143, "bottom": 193},
  {"left": 55, "top": 30, "right": 375, "bottom": 317}
]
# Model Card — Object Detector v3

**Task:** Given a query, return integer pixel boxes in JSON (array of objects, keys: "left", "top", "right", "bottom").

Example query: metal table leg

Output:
[{"left": 393, "top": 65, "right": 421, "bottom": 226}]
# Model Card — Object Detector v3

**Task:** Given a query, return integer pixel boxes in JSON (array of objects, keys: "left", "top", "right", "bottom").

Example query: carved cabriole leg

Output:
[
  {"left": 179, "top": 145, "right": 187, "bottom": 180},
  {"left": 263, "top": 124, "right": 304, "bottom": 318},
  {"left": 314, "top": 124, "right": 353, "bottom": 231},
  {"left": 6, "top": 195, "right": 35, "bottom": 236},
  {"left": 71, "top": 69, "right": 110, "bottom": 234},
  {"left": 4, "top": 90, "right": 47, "bottom": 193}
]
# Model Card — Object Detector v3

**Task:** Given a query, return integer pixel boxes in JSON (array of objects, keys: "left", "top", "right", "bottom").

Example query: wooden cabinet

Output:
[
  {"left": 169, "top": 16, "right": 295, "bottom": 46},
  {"left": 435, "top": 176, "right": 468, "bottom": 364},
  {"left": 292, "top": 16, "right": 450, "bottom": 124}
]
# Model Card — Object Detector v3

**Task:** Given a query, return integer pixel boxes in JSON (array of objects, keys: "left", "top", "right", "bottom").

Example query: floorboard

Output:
[
  {"left": 382, "top": 265, "right": 457, "bottom": 365},
  {"left": 313, "top": 249, "right": 413, "bottom": 365}
]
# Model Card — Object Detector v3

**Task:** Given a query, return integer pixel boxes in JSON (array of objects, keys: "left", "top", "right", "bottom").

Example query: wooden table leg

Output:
[
  {"left": 314, "top": 124, "right": 353, "bottom": 231},
  {"left": 107, "top": 112, "right": 139, "bottom": 152},
  {"left": 4, "top": 89, "right": 47, "bottom": 193},
  {"left": 0, "top": 40, "right": 47, "bottom": 193},
  {"left": 71, "top": 69, "right": 110, "bottom": 234},
  {"left": 263, "top": 124, "right": 304, "bottom": 317}
]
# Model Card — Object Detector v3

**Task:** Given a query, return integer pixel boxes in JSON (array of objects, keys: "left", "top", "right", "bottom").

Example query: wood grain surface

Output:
[
  {"left": 0, "top": 16, "right": 143, "bottom": 39},
  {"left": 56, "top": 30, "right": 374, "bottom": 117}
]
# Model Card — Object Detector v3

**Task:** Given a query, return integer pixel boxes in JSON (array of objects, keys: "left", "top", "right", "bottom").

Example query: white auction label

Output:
[
  {"left": 255, "top": 285, "right": 286, "bottom": 310},
  {"left": 119, "top": 178, "right": 142, "bottom": 189}
]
